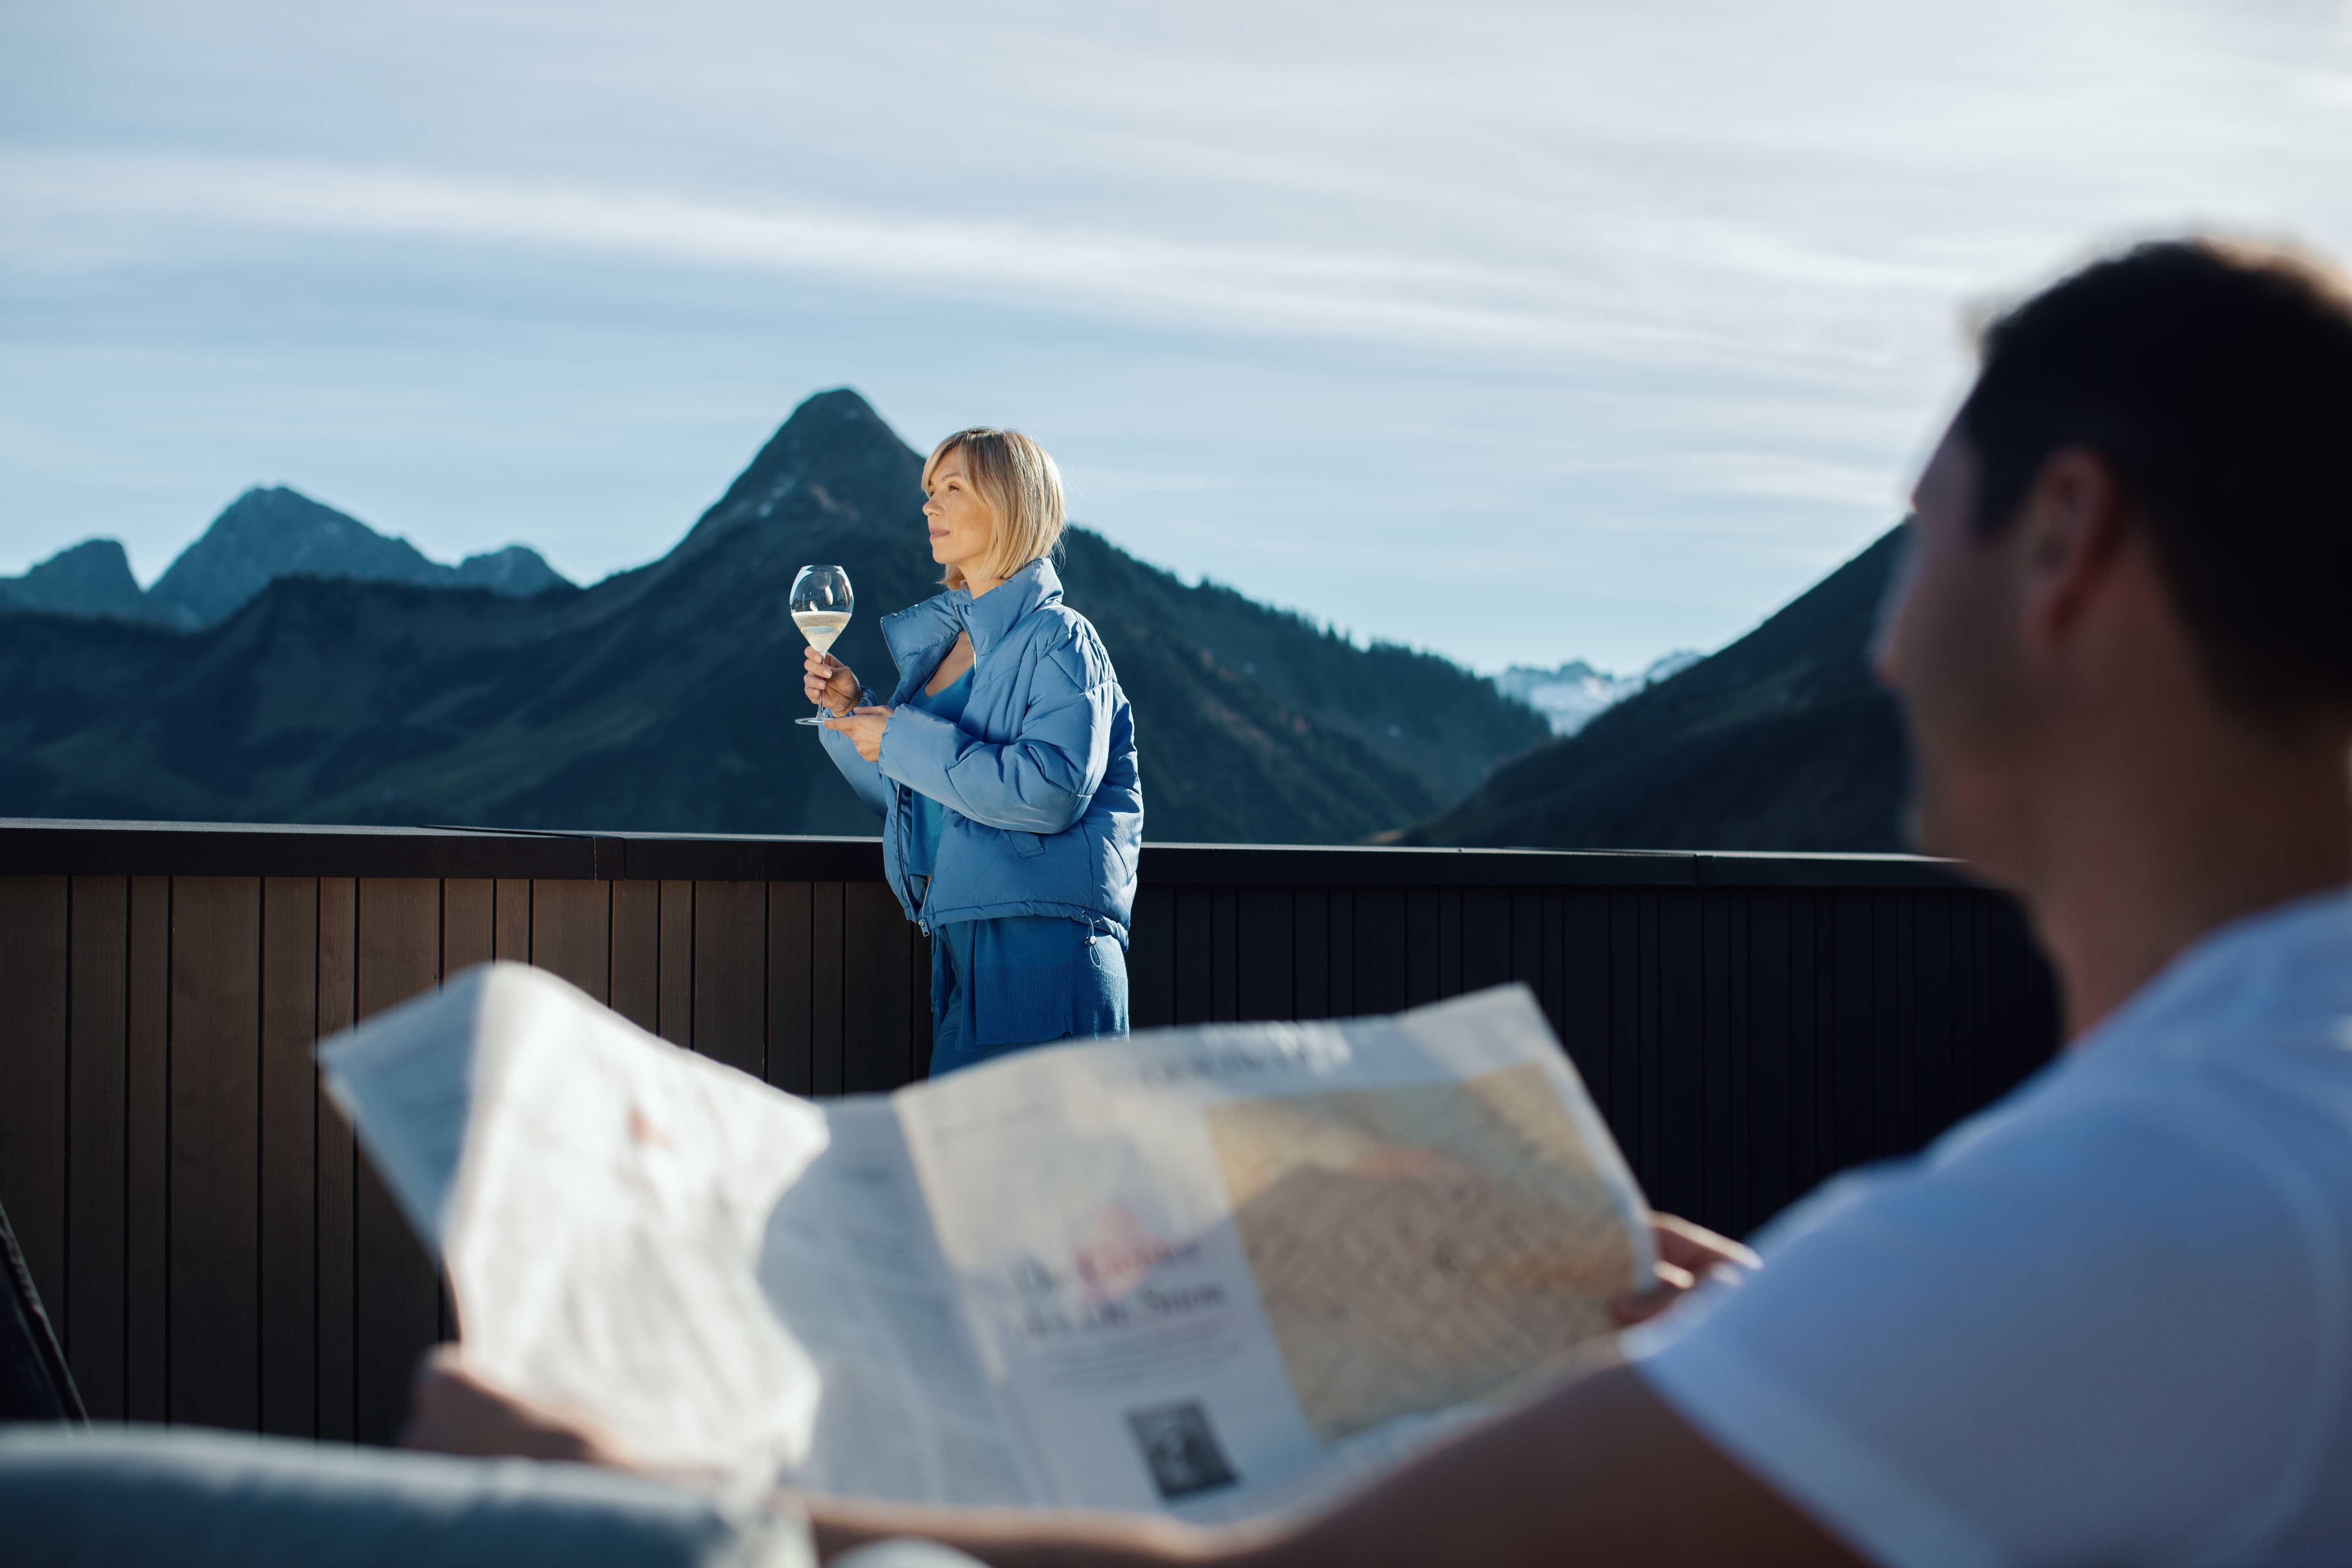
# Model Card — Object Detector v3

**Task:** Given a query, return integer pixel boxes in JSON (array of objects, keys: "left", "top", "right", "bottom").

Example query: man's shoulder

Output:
[
  {"left": 1628, "top": 895, "right": 2352, "bottom": 1568},
  {"left": 2026, "top": 897, "right": 2352, "bottom": 1167}
]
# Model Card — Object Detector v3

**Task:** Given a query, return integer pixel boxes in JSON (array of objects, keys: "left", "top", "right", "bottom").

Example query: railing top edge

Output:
[{"left": 0, "top": 819, "right": 1974, "bottom": 891}]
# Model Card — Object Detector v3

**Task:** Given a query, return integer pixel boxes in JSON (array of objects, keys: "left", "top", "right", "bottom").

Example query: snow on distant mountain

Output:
[
  {"left": 1412, "top": 530, "right": 1907, "bottom": 853},
  {"left": 1492, "top": 651, "right": 1702, "bottom": 736}
]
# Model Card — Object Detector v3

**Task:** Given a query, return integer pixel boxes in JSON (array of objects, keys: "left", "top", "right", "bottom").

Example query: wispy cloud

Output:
[
  {"left": 7, "top": 149, "right": 1728, "bottom": 359},
  {"left": 7, "top": 0, "right": 2352, "bottom": 670}
]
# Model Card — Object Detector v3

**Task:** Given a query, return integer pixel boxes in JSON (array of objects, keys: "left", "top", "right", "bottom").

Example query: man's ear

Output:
[{"left": 2016, "top": 445, "right": 2130, "bottom": 654}]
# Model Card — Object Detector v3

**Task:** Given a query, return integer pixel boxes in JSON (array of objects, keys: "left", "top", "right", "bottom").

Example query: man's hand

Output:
[
  {"left": 824, "top": 706, "right": 892, "bottom": 763},
  {"left": 803, "top": 646, "right": 862, "bottom": 717},
  {"left": 400, "top": 1346, "right": 632, "bottom": 1469},
  {"left": 1611, "top": 1213, "right": 1761, "bottom": 1328}
]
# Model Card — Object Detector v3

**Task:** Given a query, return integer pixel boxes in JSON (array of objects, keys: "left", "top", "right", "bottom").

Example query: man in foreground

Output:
[{"left": 414, "top": 236, "right": 2352, "bottom": 1565}]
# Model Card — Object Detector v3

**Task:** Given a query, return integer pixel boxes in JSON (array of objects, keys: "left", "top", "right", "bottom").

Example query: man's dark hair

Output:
[{"left": 1957, "top": 238, "right": 2352, "bottom": 722}]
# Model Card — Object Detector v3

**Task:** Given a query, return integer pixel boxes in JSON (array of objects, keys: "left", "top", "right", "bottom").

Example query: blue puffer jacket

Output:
[{"left": 818, "top": 558, "right": 1143, "bottom": 942}]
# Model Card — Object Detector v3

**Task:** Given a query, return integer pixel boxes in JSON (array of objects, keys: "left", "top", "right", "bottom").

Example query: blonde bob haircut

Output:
[{"left": 923, "top": 427, "right": 1066, "bottom": 591}]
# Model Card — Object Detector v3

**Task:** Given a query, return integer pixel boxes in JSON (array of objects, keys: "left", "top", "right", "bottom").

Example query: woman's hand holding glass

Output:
[
  {"left": 802, "top": 646, "right": 891, "bottom": 757},
  {"left": 802, "top": 645, "right": 861, "bottom": 717}
]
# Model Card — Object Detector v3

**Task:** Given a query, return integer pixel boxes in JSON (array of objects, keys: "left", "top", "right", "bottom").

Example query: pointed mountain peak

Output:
[
  {"left": 450, "top": 544, "right": 570, "bottom": 597},
  {"left": 147, "top": 486, "right": 437, "bottom": 629},
  {"left": 0, "top": 536, "right": 146, "bottom": 621},
  {"left": 786, "top": 386, "right": 886, "bottom": 429},
  {"left": 145, "top": 484, "right": 571, "bottom": 630},
  {"left": 690, "top": 388, "right": 926, "bottom": 542}
]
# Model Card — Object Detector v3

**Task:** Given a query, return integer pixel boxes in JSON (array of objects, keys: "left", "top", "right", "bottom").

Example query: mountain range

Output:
[
  {"left": 1404, "top": 526, "right": 1909, "bottom": 852},
  {"left": 0, "top": 390, "right": 1550, "bottom": 844},
  {"left": 0, "top": 488, "right": 570, "bottom": 630},
  {"left": 1490, "top": 652, "right": 1703, "bottom": 737}
]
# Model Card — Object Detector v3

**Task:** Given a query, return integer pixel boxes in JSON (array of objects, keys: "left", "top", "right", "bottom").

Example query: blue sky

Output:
[{"left": 6, "top": 1, "right": 2351, "bottom": 672}]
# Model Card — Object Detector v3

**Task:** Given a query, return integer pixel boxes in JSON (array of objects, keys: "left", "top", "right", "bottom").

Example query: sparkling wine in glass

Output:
[{"left": 790, "top": 564, "right": 854, "bottom": 727}]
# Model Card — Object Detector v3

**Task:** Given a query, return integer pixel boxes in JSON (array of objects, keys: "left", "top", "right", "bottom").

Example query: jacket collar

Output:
[
  {"left": 878, "top": 557, "right": 1062, "bottom": 670},
  {"left": 880, "top": 592, "right": 960, "bottom": 671},
  {"left": 963, "top": 557, "right": 1061, "bottom": 659}
]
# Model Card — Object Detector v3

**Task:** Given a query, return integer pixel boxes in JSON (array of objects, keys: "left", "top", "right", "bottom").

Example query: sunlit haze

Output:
[{"left": 7, "top": 0, "right": 2350, "bottom": 670}]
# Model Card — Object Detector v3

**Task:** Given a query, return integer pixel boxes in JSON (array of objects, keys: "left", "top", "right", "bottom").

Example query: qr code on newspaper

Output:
[{"left": 1125, "top": 1400, "right": 1239, "bottom": 1499}]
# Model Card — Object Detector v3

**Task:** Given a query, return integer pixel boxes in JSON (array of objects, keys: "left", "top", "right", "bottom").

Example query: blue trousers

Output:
[
  {"left": 927, "top": 915, "right": 1129, "bottom": 1077},
  {"left": 0, "top": 1423, "right": 984, "bottom": 1567}
]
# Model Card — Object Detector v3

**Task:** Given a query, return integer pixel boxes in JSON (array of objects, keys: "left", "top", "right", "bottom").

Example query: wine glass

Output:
[{"left": 790, "top": 565, "right": 854, "bottom": 727}]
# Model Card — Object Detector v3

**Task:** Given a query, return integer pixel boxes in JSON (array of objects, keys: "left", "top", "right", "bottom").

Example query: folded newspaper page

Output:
[{"left": 319, "top": 962, "right": 1653, "bottom": 1521}]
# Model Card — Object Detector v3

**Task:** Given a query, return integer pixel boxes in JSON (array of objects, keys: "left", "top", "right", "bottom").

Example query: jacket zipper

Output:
[{"left": 904, "top": 628, "right": 967, "bottom": 937}]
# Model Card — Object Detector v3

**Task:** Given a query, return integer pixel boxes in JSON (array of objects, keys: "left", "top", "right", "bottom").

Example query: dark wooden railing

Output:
[{"left": 0, "top": 820, "right": 2059, "bottom": 1446}]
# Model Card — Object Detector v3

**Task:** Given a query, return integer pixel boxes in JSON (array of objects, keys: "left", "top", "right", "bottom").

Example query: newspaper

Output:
[{"left": 319, "top": 962, "right": 1653, "bottom": 1521}]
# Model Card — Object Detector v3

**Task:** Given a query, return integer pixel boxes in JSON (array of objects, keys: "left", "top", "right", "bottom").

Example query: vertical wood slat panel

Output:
[
  {"left": 609, "top": 881, "right": 660, "bottom": 1034},
  {"left": 1173, "top": 887, "right": 1213, "bottom": 1025},
  {"left": 1353, "top": 891, "right": 1409, "bottom": 1017},
  {"left": 1460, "top": 891, "right": 1510, "bottom": 995},
  {"left": 1437, "top": 891, "right": 1463, "bottom": 1000},
  {"left": 910, "top": 928, "right": 933, "bottom": 1076},
  {"left": 314, "top": 877, "right": 359, "bottom": 1441},
  {"left": 1557, "top": 891, "right": 1610, "bottom": 1111},
  {"left": 1326, "top": 889, "right": 1364, "bottom": 1011},
  {"left": 1950, "top": 899, "right": 1984, "bottom": 1125},
  {"left": 1746, "top": 893, "right": 1794, "bottom": 1233},
  {"left": 1290, "top": 889, "right": 1330, "bottom": 1020},
  {"left": 811, "top": 883, "right": 845, "bottom": 1094},
  {"left": 767, "top": 884, "right": 814, "bottom": 1092},
  {"left": 1875, "top": 893, "right": 1910, "bottom": 1162},
  {"left": 66, "top": 875, "right": 129, "bottom": 1419},
  {"left": 1125, "top": 884, "right": 1176, "bottom": 1030},
  {"left": 1637, "top": 892, "right": 1663, "bottom": 1191},
  {"left": 1404, "top": 891, "right": 1441, "bottom": 1009},
  {"left": 1232, "top": 888, "right": 1293, "bottom": 1022},
  {"left": 1725, "top": 895, "right": 1756, "bottom": 1234},
  {"left": 841, "top": 882, "right": 912, "bottom": 1092},
  {"left": 1211, "top": 886, "right": 1241, "bottom": 1023},
  {"left": 1605, "top": 891, "right": 1642, "bottom": 1179},
  {"left": 167, "top": 876, "right": 262, "bottom": 1431},
  {"left": 1785, "top": 893, "right": 1824, "bottom": 1208},
  {"left": 530, "top": 880, "right": 610, "bottom": 1002},
  {"left": 125, "top": 875, "right": 172, "bottom": 1424},
  {"left": 1700, "top": 892, "right": 1736, "bottom": 1234},
  {"left": 659, "top": 881, "right": 694, "bottom": 1046},
  {"left": 1508, "top": 889, "right": 1544, "bottom": 1001},
  {"left": 352, "top": 879, "right": 443, "bottom": 1446},
  {"left": 1537, "top": 891, "right": 1567, "bottom": 1046},
  {"left": 1652, "top": 891, "right": 1704, "bottom": 1224},
  {"left": 441, "top": 880, "right": 494, "bottom": 977},
  {"left": 434, "top": 880, "right": 493, "bottom": 1346},
  {"left": 1913, "top": 894, "right": 1956, "bottom": 1156},
  {"left": 0, "top": 877, "right": 69, "bottom": 1402},
  {"left": 693, "top": 881, "right": 767, "bottom": 1078},
  {"left": 1829, "top": 891, "right": 1875, "bottom": 1177},
  {"left": 258, "top": 877, "right": 319, "bottom": 1438},
  {"left": 1326, "top": 890, "right": 1355, "bottom": 1016},
  {"left": 491, "top": 880, "right": 530, "bottom": 963}
]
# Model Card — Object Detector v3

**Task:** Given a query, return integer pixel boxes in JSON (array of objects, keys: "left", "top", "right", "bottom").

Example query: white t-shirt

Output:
[{"left": 1626, "top": 886, "right": 2352, "bottom": 1568}]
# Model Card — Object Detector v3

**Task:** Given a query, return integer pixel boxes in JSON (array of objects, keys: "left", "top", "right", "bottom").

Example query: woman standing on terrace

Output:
[{"left": 806, "top": 428, "right": 1142, "bottom": 1075}]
